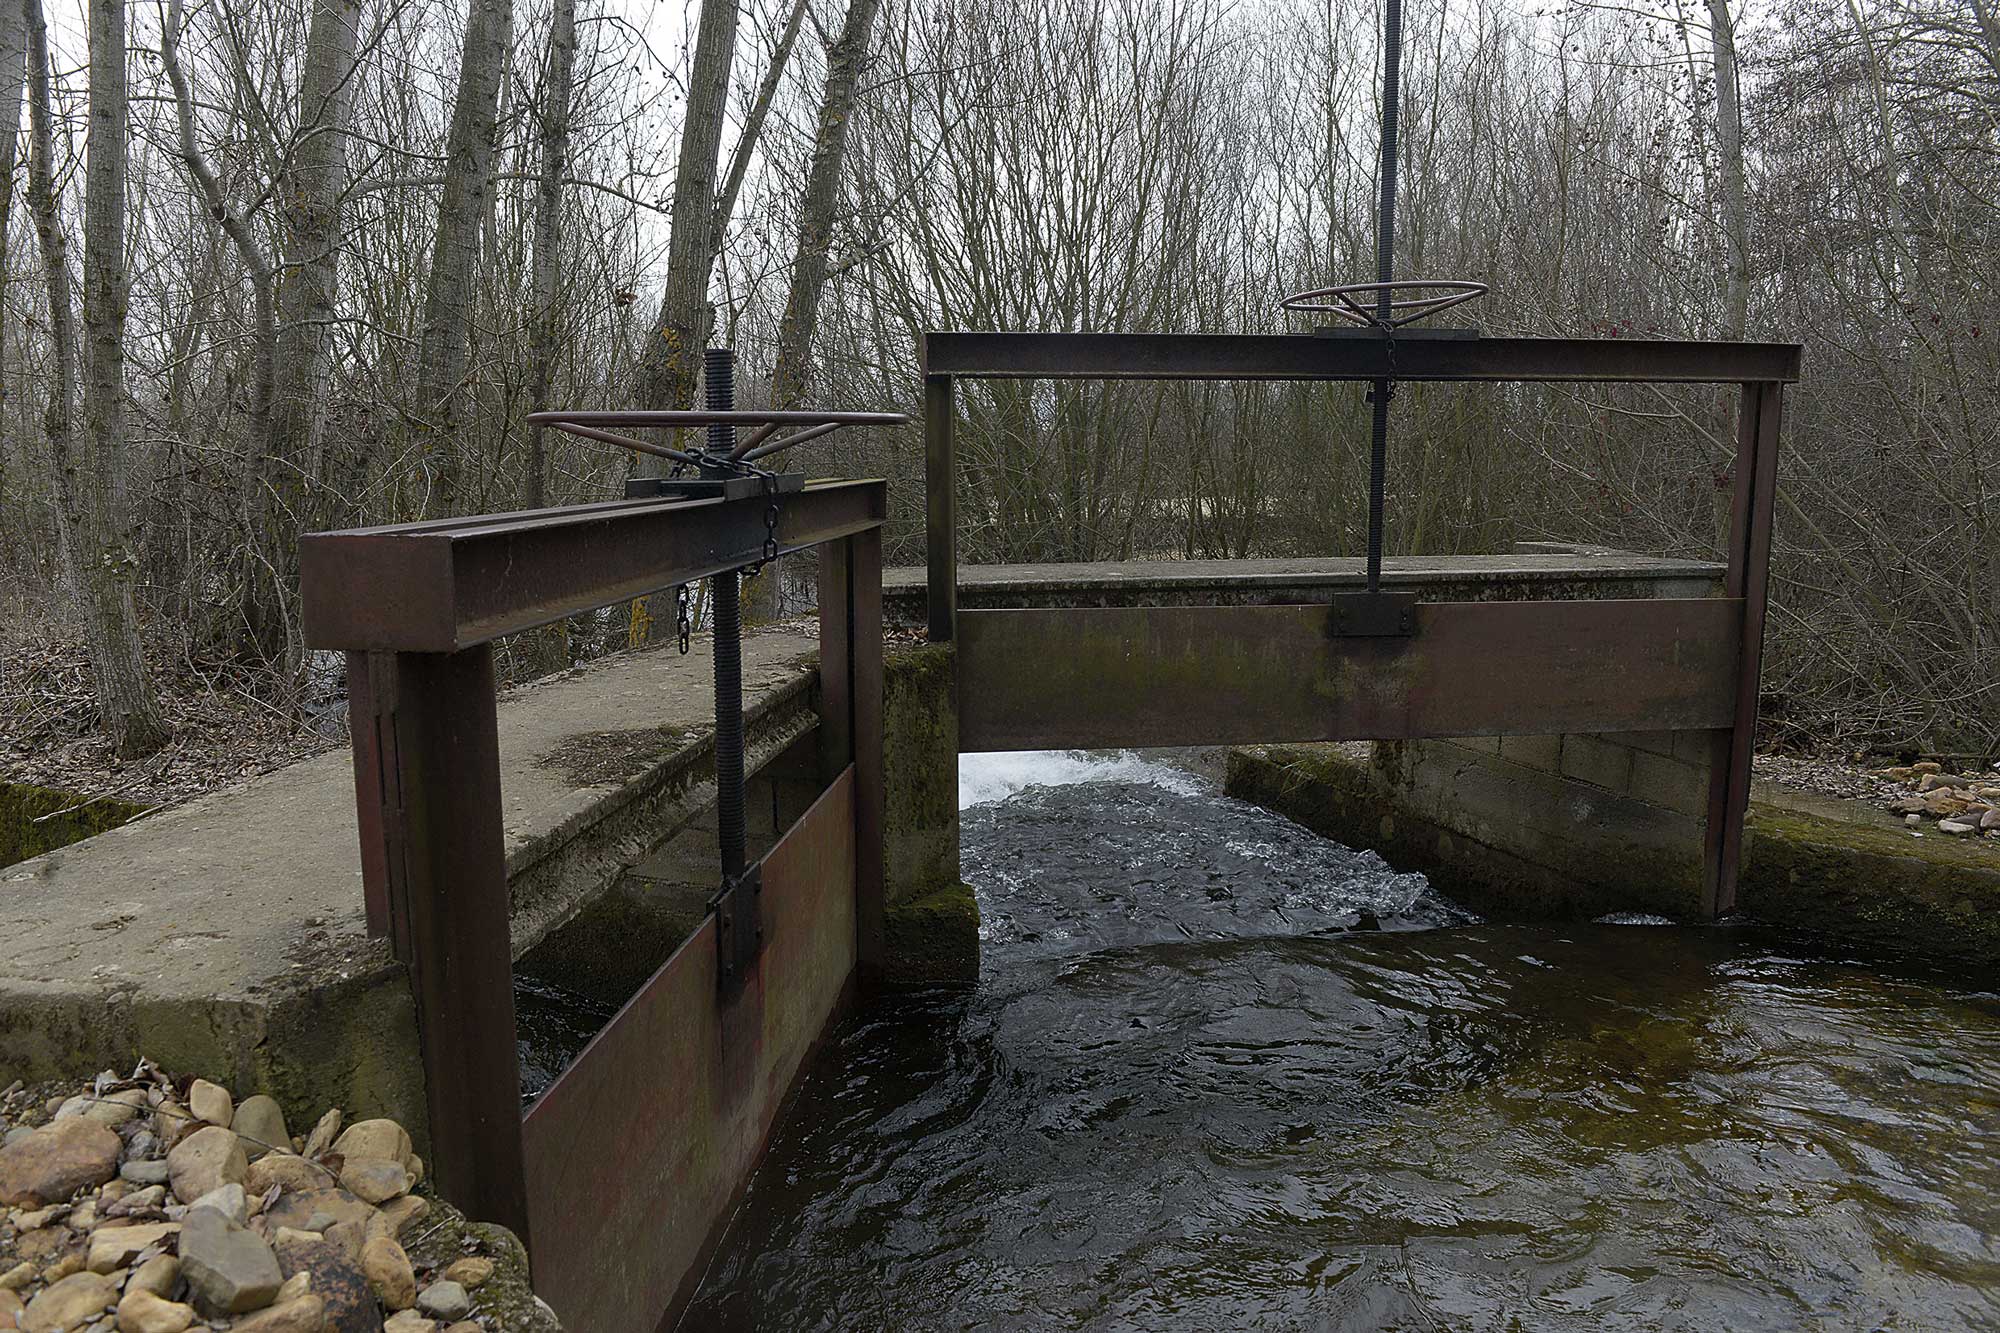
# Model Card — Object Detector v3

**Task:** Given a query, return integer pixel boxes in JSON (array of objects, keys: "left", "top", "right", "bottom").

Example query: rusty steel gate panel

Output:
[
  {"left": 522, "top": 768, "right": 858, "bottom": 1332},
  {"left": 954, "top": 598, "right": 1742, "bottom": 752}
]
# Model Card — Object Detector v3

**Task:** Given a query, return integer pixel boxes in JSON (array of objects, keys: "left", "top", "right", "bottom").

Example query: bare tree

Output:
[
  {"left": 416, "top": 0, "right": 514, "bottom": 513},
  {"left": 525, "top": 0, "right": 577, "bottom": 509},
  {"left": 631, "top": 0, "right": 739, "bottom": 419},
  {"left": 34, "top": 0, "right": 166, "bottom": 756}
]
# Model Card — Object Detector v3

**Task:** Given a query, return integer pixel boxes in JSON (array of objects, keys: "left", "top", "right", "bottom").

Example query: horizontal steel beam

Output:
[
  {"left": 302, "top": 479, "right": 886, "bottom": 652},
  {"left": 955, "top": 599, "right": 1742, "bottom": 751},
  {"left": 923, "top": 332, "right": 1801, "bottom": 384}
]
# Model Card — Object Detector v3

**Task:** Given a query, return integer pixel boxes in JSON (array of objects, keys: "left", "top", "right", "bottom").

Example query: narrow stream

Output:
[{"left": 679, "top": 750, "right": 2000, "bottom": 1331}]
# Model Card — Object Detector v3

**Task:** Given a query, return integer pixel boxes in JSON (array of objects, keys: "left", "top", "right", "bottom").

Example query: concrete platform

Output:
[
  {"left": 883, "top": 550, "right": 1723, "bottom": 621},
  {"left": 0, "top": 630, "right": 821, "bottom": 1144}
]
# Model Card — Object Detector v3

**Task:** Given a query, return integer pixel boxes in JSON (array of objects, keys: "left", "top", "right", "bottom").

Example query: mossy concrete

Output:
[
  {"left": 1740, "top": 804, "right": 2000, "bottom": 964},
  {"left": 880, "top": 881, "right": 980, "bottom": 987},
  {"left": 1227, "top": 742, "right": 2000, "bottom": 964},
  {"left": 880, "top": 643, "right": 977, "bottom": 984},
  {"left": 0, "top": 632, "right": 819, "bottom": 1155},
  {"left": 0, "top": 782, "right": 149, "bottom": 868}
]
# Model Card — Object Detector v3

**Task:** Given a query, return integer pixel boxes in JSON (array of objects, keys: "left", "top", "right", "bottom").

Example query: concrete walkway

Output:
[{"left": 0, "top": 629, "right": 820, "bottom": 1137}]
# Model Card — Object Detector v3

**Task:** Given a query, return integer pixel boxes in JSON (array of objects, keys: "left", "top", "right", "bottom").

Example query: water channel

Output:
[{"left": 674, "top": 750, "right": 2000, "bottom": 1331}]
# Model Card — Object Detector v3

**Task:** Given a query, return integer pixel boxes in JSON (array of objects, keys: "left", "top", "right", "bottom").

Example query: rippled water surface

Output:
[{"left": 682, "top": 753, "right": 2000, "bottom": 1331}]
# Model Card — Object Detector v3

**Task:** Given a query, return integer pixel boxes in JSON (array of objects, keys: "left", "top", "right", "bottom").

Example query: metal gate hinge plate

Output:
[
  {"left": 709, "top": 865, "right": 764, "bottom": 993},
  {"left": 1329, "top": 591, "right": 1418, "bottom": 637}
]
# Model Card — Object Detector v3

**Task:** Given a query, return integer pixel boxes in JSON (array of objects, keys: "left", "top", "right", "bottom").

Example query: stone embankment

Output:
[
  {"left": 1876, "top": 761, "right": 2000, "bottom": 842},
  {"left": 0, "top": 1066, "right": 559, "bottom": 1333}
]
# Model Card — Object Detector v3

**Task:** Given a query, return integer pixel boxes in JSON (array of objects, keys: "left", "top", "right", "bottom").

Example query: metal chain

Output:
[{"left": 674, "top": 583, "right": 692, "bottom": 654}]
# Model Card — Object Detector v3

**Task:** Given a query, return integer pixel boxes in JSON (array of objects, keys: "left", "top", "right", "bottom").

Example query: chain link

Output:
[{"left": 674, "top": 583, "right": 692, "bottom": 654}]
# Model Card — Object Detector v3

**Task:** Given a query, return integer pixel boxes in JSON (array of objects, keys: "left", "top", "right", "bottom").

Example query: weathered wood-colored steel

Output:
[
  {"left": 522, "top": 770, "right": 858, "bottom": 1333},
  {"left": 924, "top": 374, "right": 957, "bottom": 642},
  {"left": 300, "top": 478, "right": 886, "bottom": 652},
  {"left": 955, "top": 599, "right": 1742, "bottom": 751},
  {"left": 380, "top": 645, "right": 531, "bottom": 1243},
  {"left": 817, "top": 540, "right": 854, "bottom": 783},
  {"left": 923, "top": 332, "right": 1803, "bottom": 384},
  {"left": 1703, "top": 382, "right": 1784, "bottom": 915},
  {"left": 343, "top": 652, "right": 399, "bottom": 949}
]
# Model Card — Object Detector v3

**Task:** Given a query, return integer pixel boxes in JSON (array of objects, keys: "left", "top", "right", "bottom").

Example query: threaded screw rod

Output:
[{"left": 705, "top": 346, "right": 747, "bottom": 882}]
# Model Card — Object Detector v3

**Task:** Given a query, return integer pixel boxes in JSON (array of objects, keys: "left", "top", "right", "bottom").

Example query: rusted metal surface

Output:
[
  {"left": 817, "top": 541, "right": 854, "bottom": 783},
  {"left": 921, "top": 332, "right": 1802, "bottom": 383},
  {"left": 379, "top": 645, "right": 532, "bottom": 1242},
  {"left": 523, "top": 770, "right": 858, "bottom": 1333},
  {"left": 1704, "top": 383, "right": 1785, "bottom": 916},
  {"left": 924, "top": 374, "right": 957, "bottom": 642},
  {"left": 300, "top": 479, "right": 886, "bottom": 653},
  {"left": 850, "top": 530, "right": 887, "bottom": 973},
  {"left": 343, "top": 652, "right": 399, "bottom": 948},
  {"left": 955, "top": 599, "right": 1742, "bottom": 752}
]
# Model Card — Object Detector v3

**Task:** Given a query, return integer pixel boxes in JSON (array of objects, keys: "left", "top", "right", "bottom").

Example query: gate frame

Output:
[
  {"left": 921, "top": 331, "right": 1799, "bottom": 919},
  {"left": 300, "top": 479, "right": 887, "bottom": 1252}
]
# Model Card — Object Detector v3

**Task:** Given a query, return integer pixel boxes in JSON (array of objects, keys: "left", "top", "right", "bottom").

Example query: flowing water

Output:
[{"left": 678, "top": 750, "right": 2000, "bottom": 1332}]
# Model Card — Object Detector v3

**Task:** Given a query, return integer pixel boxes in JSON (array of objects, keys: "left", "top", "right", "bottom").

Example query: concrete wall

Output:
[{"left": 878, "top": 645, "right": 979, "bottom": 985}]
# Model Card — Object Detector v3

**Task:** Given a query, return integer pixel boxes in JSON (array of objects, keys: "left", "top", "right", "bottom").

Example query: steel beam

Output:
[
  {"left": 301, "top": 479, "right": 886, "bottom": 652},
  {"left": 955, "top": 599, "right": 1742, "bottom": 751},
  {"left": 922, "top": 332, "right": 1801, "bottom": 384}
]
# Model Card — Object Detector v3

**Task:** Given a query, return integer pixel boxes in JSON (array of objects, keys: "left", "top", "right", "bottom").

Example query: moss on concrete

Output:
[
  {"left": 0, "top": 782, "right": 149, "bottom": 868},
  {"left": 883, "top": 643, "right": 960, "bottom": 909},
  {"left": 1740, "top": 804, "right": 2000, "bottom": 965},
  {"left": 880, "top": 881, "right": 979, "bottom": 987}
]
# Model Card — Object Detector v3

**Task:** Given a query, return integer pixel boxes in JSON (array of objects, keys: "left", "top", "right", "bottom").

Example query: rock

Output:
[
  {"left": 259, "top": 1189, "right": 375, "bottom": 1240},
  {"left": 165, "top": 1128, "right": 245, "bottom": 1206},
  {"left": 149, "top": 1106, "right": 195, "bottom": 1154},
  {"left": 0, "top": 1288, "right": 20, "bottom": 1329},
  {"left": 86, "top": 1223, "right": 179, "bottom": 1274},
  {"left": 270, "top": 1229, "right": 378, "bottom": 1333},
  {"left": 116, "top": 1162, "right": 168, "bottom": 1188},
  {"left": 51, "top": 1097, "right": 88, "bottom": 1122},
  {"left": 110, "top": 1288, "right": 193, "bottom": 1333},
  {"left": 107, "top": 1185, "right": 165, "bottom": 1217},
  {"left": 123, "top": 1255, "right": 178, "bottom": 1299},
  {"left": 18, "top": 1227, "right": 72, "bottom": 1265},
  {"left": 187, "top": 1183, "right": 247, "bottom": 1228},
  {"left": 245, "top": 1155, "right": 329, "bottom": 1197},
  {"left": 360, "top": 1238, "right": 415, "bottom": 1311},
  {"left": 328, "top": 1122, "right": 411, "bottom": 1173},
  {"left": 230, "top": 1100, "right": 289, "bottom": 1164},
  {"left": 437, "top": 1258, "right": 490, "bottom": 1292},
  {"left": 442, "top": 1325, "right": 481, "bottom": 1333},
  {"left": 321, "top": 1219, "right": 370, "bottom": 1264},
  {"left": 382, "top": 1313, "right": 434, "bottom": 1333},
  {"left": 82, "top": 1093, "right": 148, "bottom": 1130},
  {"left": 0, "top": 1262, "right": 34, "bottom": 1290},
  {"left": 414, "top": 1282, "right": 468, "bottom": 1322},
  {"left": 64, "top": 1200, "right": 97, "bottom": 1230},
  {"left": 272, "top": 1272, "right": 311, "bottom": 1305},
  {"left": 1905, "top": 812, "right": 1922, "bottom": 826},
  {"left": 184, "top": 1084, "right": 231, "bottom": 1131},
  {"left": 16, "top": 1206, "right": 65, "bottom": 1232},
  {"left": 1938, "top": 819, "right": 1977, "bottom": 835},
  {"left": 1913, "top": 760, "right": 1943, "bottom": 774},
  {"left": 19, "top": 1272, "right": 118, "bottom": 1333},
  {"left": 336, "top": 1160, "right": 408, "bottom": 1206},
  {"left": 375, "top": 1197, "right": 427, "bottom": 1237},
  {"left": 0, "top": 1120, "right": 123, "bottom": 1207},
  {"left": 227, "top": 1295, "right": 326, "bottom": 1333},
  {"left": 1983, "top": 808, "right": 2000, "bottom": 830},
  {"left": 176, "top": 1207, "right": 282, "bottom": 1317},
  {"left": 299, "top": 1112, "right": 341, "bottom": 1162},
  {"left": 39, "top": 1245, "right": 86, "bottom": 1285}
]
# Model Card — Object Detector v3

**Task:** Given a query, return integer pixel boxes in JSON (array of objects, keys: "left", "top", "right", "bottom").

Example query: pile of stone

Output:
[
  {"left": 1878, "top": 761, "right": 2000, "bottom": 840},
  {"left": 0, "top": 1066, "right": 554, "bottom": 1333}
]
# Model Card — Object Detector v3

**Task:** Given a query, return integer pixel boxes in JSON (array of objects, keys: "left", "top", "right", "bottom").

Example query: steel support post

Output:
[
  {"left": 1704, "top": 381, "right": 1784, "bottom": 916},
  {"left": 924, "top": 373, "right": 956, "bottom": 642}
]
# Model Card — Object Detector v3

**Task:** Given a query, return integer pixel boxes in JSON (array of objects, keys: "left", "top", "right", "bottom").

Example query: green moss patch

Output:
[
  {"left": 0, "top": 781, "right": 149, "bottom": 867},
  {"left": 881, "top": 881, "right": 980, "bottom": 987}
]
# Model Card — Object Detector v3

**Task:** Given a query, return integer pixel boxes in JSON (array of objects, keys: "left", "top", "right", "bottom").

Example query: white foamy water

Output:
[{"left": 957, "top": 749, "right": 1207, "bottom": 810}]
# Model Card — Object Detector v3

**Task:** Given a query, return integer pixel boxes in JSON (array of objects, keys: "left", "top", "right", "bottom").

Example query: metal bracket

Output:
[
  {"left": 1309, "top": 326, "right": 1482, "bottom": 340},
  {"left": 1329, "top": 591, "right": 1418, "bottom": 637},
  {"left": 709, "top": 864, "right": 764, "bottom": 992},
  {"left": 625, "top": 473, "right": 807, "bottom": 503}
]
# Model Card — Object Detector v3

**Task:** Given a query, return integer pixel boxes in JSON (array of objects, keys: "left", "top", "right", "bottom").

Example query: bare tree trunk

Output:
[
  {"left": 0, "top": 0, "right": 27, "bottom": 505},
  {"left": 770, "top": 0, "right": 882, "bottom": 410},
  {"left": 272, "top": 0, "right": 363, "bottom": 523},
  {"left": 1705, "top": 0, "right": 1750, "bottom": 340},
  {"left": 38, "top": 0, "right": 166, "bottom": 757},
  {"left": 416, "top": 0, "right": 513, "bottom": 513},
  {"left": 525, "top": 0, "right": 576, "bottom": 510},
  {"left": 630, "top": 0, "right": 739, "bottom": 426}
]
